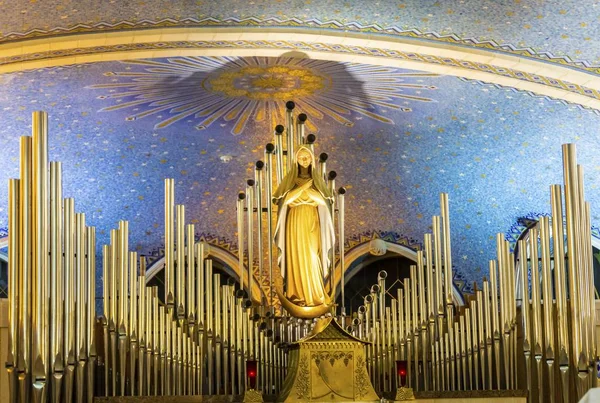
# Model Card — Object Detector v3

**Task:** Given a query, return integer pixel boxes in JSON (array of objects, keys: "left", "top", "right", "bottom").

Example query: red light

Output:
[
  {"left": 399, "top": 370, "right": 406, "bottom": 377},
  {"left": 248, "top": 371, "right": 256, "bottom": 378}
]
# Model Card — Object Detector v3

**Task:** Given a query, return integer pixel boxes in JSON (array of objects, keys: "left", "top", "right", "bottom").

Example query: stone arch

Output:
[
  {"left": 332, "top": 231, "right": 466, "bottom": 306},
  {"left": 144, "top": 237, "right": 265, "bottom": 302}
]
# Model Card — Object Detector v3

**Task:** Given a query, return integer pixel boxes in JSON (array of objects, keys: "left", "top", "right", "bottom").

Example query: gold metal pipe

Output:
[
  {"left": 246, "top": 181, "right": 255, "bottom": 302},
  {"left": 145, "top": 283, "right": 152, "bottom": 396},
  {"left": 16, "top": 136, "right": 32, "bottom": 403},
  {"left": 482, "top": 280, "right": 492, "bottom": 390},
  {"left": 529, "top": 227, "right": 543, "bottom": 349},
  {"left": 152, "top": 287, "right": 159, "bottom": 396},
  {"left": 391, "top": 299, "right": 399, "bottom": 390},
  {"left": 170, "top": 320, "right": 176, "bottom": 395},
  {"left": 439, "top": 327, "right": 445, "bottom": 391},
  {"left": 410, "top": 265, "right": 419, "bottom": 392},
  {"left": 476, "top": 290, "right": 485, "bottom": 390},
  {"left": 454, "top": 321, "right": 461, "bottom": 391},
  {"left": 214, "top": 272, "right": 222, "bottom": 394},
  {"left": 433, "top": 339, "right": 439, "bottom": 391},
  {"left": 108, "top": 229, "right": 118, "bottom": 395},
  {"left": 129, "top": 252, "right": 139, "bottom": 396},
  {"left": 118, "top": 220, "right": 129, "bottom": 396},
  {"left": 529, "top": 226, "right": 544, "bottom": 403},
  {"left": 579, "top": 168, "right": 594, "bottom": 375},
  {"left": 576, "top": 165, "right": 590, "bottom": 374},
  {"left": 585, "top": 201, "right": 597, "bottom": 380},
  {"left": 449, "top": 318, "right": 456, "bottom": 391},
  {"left": 539, "top": 216, "right": 556, "bottom": 403},
  {"left": 424, "top": 232, "right": 435, "bottom": 318},
  {"left": 176, "top": 205, "right": 185, "bottom": 319},
  {"left": 264, "top": 145, "right": 275, "bottom": 309},
  {"left": 507, "top": 242, "right": 518, "bottom": 390},
  {"left": 416, "top": 251, "right": 428, "bottom": 390},
  {"left": 440, "top": 193, "right": 454, "bottom": 323},
  {"left": 255, "top": 163, "right": 265, "bottom": 304},
  {"left": 398, "top": 289, "right": 405, "bottom": 362},
  {"left": 550, "top": 185, "right": 569, "bottom": 372},
  {"left": 296, "top": 113, "right": 306, "bottom": 144},
  {"left": 196, "top": 242, "right": 205, "bottom": 329},
  {"left": 496, "top": 235, "right": 510, "bottom": 389},
  {"left": 489, "top": 260, "right": 500, "bottom": 389},
  {"left": 138, "top": 271, "right": 146, "bottom": 396},
  {"left": 165, "top": 301, "right": 172, "bottom": 396},
  {"left": 86, "top": 227, "right": 96, "bottom": 403},
  {"left": 222, "top": 286, "right": 230, "bottom": 396},
  {"left": 63, "top": 198, "right": 76, "bottom": 400},
  {"left": 561, "top": 144, "right": 584, "bottom": 374},
  {"left": 470, "top": 298, "right": 479, "bottom": 390},
  {"left": 274, "top": 126, "right": 284, "bottom": 184},
  {"left": 176, "top": 324, "right": 183, "bottom": 395},
  {"left": 339, "top": 189, "right": 347, "bottom": 316},
  {"left": 7, "top": 179, "right": 20, "bottom": 403},
  {"left": 237, "top": 194, "right": 246, "bottom": 293},
  {"left": 518, "top": 239, "right": 532, "bottom": 401},
  {"left": 165, "top": 178, "right": 175, "bottom": 307},
  {"left": 49, "top": 162, "right": 63, "bottom": 403},
  {"left": 404, "top": 279, "right": 412, "bottom": 388},
  {"left": 159, "top": 304, "right": 165, "bottom": 394},
  {"left": 206, "top": 260, "right": 214, "bottom": 395},
  {"left": 31, "top": 112, "right": 49, "bottom": 401},
  {"left": 432, "top": 216, "right": 443, "bottom": 317},
  {"left": 444, "top": 331, "right": 450, "bottom": 391},
  {"left": 459, "top": 312, "right": 467, "bottom": 391},
  {"left": 186, "top": 224, "right": 196, "bottom": 325},
  {"left": 465, "top": 307, "right": 472, "bottom": 390},
  {"left": 195, "top": 243, "right": 205, "bottom": 395},
  {"left": 75, "top": 213, "right": 87, "bottom": 362},
  {"left": 285, "top": 103, "right": 295, "bottom": 171}
]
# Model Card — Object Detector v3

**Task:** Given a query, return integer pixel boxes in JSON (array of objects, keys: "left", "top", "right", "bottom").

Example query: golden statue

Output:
[{"left": 273, "top": 146, "right": 335, "bottom": 316}]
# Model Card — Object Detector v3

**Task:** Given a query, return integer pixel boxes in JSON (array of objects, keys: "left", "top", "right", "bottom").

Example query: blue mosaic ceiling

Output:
[{"left": 2, "top": 0, "right": 600, "bottom": 71}]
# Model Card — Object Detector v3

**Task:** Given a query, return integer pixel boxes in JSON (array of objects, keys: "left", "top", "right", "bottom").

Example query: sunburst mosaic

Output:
[{"left": 89, "top": 56, "right": 438, "bottom": 135}]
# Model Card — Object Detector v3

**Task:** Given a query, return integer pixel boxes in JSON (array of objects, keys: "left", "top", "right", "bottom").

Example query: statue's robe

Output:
[{"left": 274, "top": 177, "right": 335, "bottom": 307}]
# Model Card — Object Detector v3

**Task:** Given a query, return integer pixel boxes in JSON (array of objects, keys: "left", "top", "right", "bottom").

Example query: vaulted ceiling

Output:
[{"left": 1, "top": 0, "right": 599, "bottom": 294}]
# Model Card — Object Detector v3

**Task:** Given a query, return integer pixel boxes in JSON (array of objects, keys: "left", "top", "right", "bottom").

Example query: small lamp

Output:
[
  {"left": 394, "top": 360, "right": 414, "bottom": 401},
  {"left": 396, "top": 360, "right": 407, "bottom": 387},
  {"left": 243, "top": 360, "right": 263, "bottom": 402},
  {"left": 246, "top": 360, "right": 258, "bottom": 390}
]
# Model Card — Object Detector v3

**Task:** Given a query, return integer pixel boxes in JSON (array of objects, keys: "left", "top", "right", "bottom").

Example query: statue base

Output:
[
  {"left": 277, "top": 317, "right": 379, "bottom": 402},
  {"left": 394, "top": 387, "right": 415, "bottom": 401}
]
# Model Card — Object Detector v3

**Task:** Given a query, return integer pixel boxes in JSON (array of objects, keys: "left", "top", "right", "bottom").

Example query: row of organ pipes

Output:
[{"left": 5, "top": 109, "right": 598, "bottom": 403}]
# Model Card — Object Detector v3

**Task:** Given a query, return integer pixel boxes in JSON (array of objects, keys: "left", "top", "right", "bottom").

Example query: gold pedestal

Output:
[
  {"left": 277, "top": 317, "right": 379, "bottom": 402},
  {"left": 243, "top": 389, "right": 264, "bottom": 402},
  {"left": 394, "top": 387, "right": 415, "bottom": 401}
]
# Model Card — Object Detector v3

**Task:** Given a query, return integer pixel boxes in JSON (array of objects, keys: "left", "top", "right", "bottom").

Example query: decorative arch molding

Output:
[
  {"left": 506, "top": 212, "right": 600, "bottom": 253},
  {"left": 0, "top": 227, "right": 7, "bottom": 252},
  {"left": 332, "top": 230, "right": 466, "bottom": 306},
  {"left": 0, "top": 28, "right": 598, "bottom": 110},
  {"left": 144, "top": 233, "right": 265, "bottom": 302},
  {"left": 508, "top": 212, "right": 600, "bottom": 301}
]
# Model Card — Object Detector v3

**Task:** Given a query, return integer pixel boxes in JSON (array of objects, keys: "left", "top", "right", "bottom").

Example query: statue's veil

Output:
[{"left": 272, "top": 146, "right": 333, "bottom": 203}]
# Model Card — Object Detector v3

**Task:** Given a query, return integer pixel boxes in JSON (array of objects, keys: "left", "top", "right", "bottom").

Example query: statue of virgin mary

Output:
[{"left": 273, "top": 146, "right": 335, "bottom": 308}]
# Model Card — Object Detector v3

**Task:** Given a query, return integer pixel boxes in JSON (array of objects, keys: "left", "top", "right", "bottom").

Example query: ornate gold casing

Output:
[{"left": 278, "top": 318, "right": 379, "bottom": 402}]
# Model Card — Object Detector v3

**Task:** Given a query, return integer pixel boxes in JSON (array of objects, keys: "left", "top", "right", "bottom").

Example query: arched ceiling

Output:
[
  {"left": 1, "top": 1, "right": 600, "bottom": 294},
  {"left": 2, "top": 0, "right": 599, "bottom": 70}
]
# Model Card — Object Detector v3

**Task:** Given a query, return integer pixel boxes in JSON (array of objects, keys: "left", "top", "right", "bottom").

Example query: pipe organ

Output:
[{"left": 5, "top": 110, "right": 599, "bottom": 402}]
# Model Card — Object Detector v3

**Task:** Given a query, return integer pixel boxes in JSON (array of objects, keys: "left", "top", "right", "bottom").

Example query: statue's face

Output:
[{"left": 297, "top": 150, "right": 312, "bottom": 168}]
